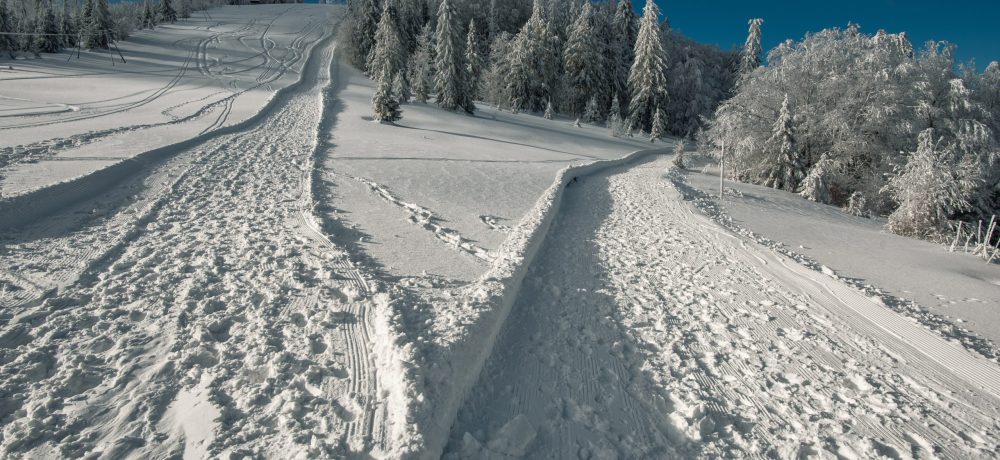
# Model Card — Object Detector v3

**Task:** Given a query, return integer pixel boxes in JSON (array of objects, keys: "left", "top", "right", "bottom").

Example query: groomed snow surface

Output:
[{"left": 2, "top": 4, "right": 1000, "bottom": 459}]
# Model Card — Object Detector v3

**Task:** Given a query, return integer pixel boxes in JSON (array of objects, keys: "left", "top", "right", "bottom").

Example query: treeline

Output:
[
  {"left": 0, "top": 0, "right": 227, "bottom": 58},
  {"left": 706, "top": 26, "right": 1000, "bottom": 239},
  {"left": 343, "top": 0, "right": 748, "bottom": 139}
]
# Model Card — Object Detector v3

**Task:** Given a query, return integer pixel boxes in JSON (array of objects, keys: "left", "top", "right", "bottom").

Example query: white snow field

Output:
[
  {"left": 0, "top": 5, "right": 329, "bottom": 199},
  {"left": 3, "top": 3, "right": 1000, "bottom": 460}
]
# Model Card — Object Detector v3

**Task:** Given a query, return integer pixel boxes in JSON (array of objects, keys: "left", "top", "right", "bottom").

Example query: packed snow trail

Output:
[
  {"left": 0, "top": 21, "right": 391, "bottom": 459},
  {"left": 446, "top": 156, "right": 1000, "bottom": 458}
]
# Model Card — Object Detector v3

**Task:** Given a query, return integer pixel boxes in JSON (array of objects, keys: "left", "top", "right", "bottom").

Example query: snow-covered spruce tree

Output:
[
  {"left": 178, "top": 0, "right": 191, "bottom": 19},
  {"left": 346, "top": 0, "right": 379, "bottom": 70},
  {"left": 583, "top": 95, "right": 602, "bottom": 123},
  {"left": 739, "top": 18, "right": 763, "bottom": 79},
  {"left": 507, "top": 0, "right": 557, "bottom": 112},
  {"left": 141, "top": 1, "right": 156, "bottom": 29},
  {"left": 408, "top": 23, "right": 434, "bottom": 103},
  {"left": 628, "top": 0, "right": 669, "bottom": 133},
  {"left": 367, "top": 1, "right": 404, "bottom": 85},
  {"left": 466, "top": 19, "right": 483, "bottom": 99},
  {"left": 0, "top": 0, "right": 16, "bottom": 57},
  {"left": 544, "top": 99, "right": 554, "bottom": 119},
  {"left": 608, "top": 95, "right": 627, "bottom": 136},
  {"left": 799, "top": 153, "right": 834, "bottom": 203},
  {"left": 434, "top": 0, "right": 473, "bottom": 113},
  {"left": 158, "top": 0, "right": 176, "bottom": 24},
  {"left": 392, "top": 72, "right": 409, "bottom": 104},
  {"left": 611, "top": 0, "right": 638, "bottom": 118},
  {"left": 84, "top": 0, "right": 112, "bottom": 49},
  {"left": 563, "top": 2, "right": 604, "bottom": 117},
  {"left": 886, "top": 129, "right": 969, "bottom": 238},
  {"left": 33, "top": 0, "right": 60, "bottom": 55},
  {"left": 763, "top": 94, "right": 805, "bottom": 191},
  {"left": 649, "top": 105, "right": 666, "bottom": 142},
  {"left": 672, "top": 140, "right": 685, "bottom": 169},
  {"left": 57, "top": 0, "right": 75, "bottom": 48},
  {"left": 372, "top": 71, "right": 401, "bottom": 122}
]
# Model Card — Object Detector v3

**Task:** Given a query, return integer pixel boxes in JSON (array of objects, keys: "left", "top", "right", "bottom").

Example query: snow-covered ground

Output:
[
  {"left": 0, "top": 5, "right": 329, "bottom": 197},
  {"left": 3, "top": 4, "right": 1000, "bottom": 459}
]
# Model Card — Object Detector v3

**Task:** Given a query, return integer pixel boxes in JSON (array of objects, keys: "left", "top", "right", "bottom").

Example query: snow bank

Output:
[
  {"left": 384, "top": 146, "right": 669, "bottom": 458},
  {"left": 0, "top": 24, "right": 335, "bottom": 232}
]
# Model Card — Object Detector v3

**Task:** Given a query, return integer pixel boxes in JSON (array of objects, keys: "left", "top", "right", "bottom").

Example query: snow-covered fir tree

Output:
[
  {"left": 739, "top": 18, "right": 763, "bottom": 78},
  {"left": 141, "top": 1, "right": 157, "bottom": 29},
  {"left": 372, "top": 71, "right": 401, "bottom": 122},
  {"left": 628, "top": 0, "right": 669, "bottom": 133},
  {"left": 408, "top": 23, "right": 434, "bottom": 103},
  {"left": 33, "top": 0, "right": 60, "bottom": 54},
  {"left": 649, "top": 105, "right": 666, "bottom": 142},
  {"left": 84, "top": 0, "right": 112, "bottom": 49},
  {"left": 0, "top": 0, "right": 12, "bottom": 58},
  {"left": 367, "top": 1, "right": 404, "bottom": 85},
  {"left": 179, "top": 0, "right": 191, "bottom": 19},
  {"left": 434, "top": 0, "right": 473, "bottom": 113},
  {"left": 544, "top": 99, "right": 554, "bottom": 119},
  {"left": 346, "top": 0, "right": 379, "bottom": 70},
  {"left": 799, "top": 153, "right": 834, "bottom": 203},
  {"left": 58, "top": 0, "right": 76, "bottom": 48},
  {"left": 158, "top": 0, "right": 176, "bottom": 24},
  {"left": 563, "top": 2, "right": 604, "bottom": 117},
  {"left": 507, "top": 0, "right": 557, "bottom": 112},
  {"left": 392, "top": 71, "right": 409, "bottom": 103},
  {"left": 583, "top": 95, "right": 602, "bottom": 123},
  {"left": 466, "top": 19, "right": 483, "bottom": 99},
  {"left": 763, "top": 94, "right": 804, "bottom": 191},
  {"left": 611, "top": 0, "right": 638, "bottom": 117}
]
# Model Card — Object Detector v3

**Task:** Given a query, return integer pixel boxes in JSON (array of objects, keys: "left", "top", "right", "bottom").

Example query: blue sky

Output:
[{"left": 655, "top": 0, "right": 999, "bottom": 68}]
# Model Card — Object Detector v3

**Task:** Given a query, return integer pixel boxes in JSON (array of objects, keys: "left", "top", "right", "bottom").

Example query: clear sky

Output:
[{"left": 655, "top": 0, "right": 1000, "bottom": 69}]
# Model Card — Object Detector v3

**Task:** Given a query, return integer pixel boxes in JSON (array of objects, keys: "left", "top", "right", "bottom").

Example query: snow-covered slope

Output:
[{"left": 0, "top": 5, "right": 329, "bottom": 199}]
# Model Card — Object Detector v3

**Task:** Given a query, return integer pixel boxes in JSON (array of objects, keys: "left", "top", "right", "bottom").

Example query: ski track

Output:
[
  {"left": 447, "top": 156, "right": 1000, "bottom": 459},
  {"left": 0, "top": 8, "right": 324, "bottom": 175},
  {"left": 0, "top": 16, "right": 389, "bottom": 458}
]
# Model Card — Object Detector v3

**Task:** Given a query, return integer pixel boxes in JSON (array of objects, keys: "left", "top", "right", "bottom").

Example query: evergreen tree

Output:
[
  {"left": 84, "top": 0, "right": 112, "bottom": 49},
  {"left": 487, "top": 0, "right": 498, "bottom": 43},
  {"left": 0, "top": 0, "right": 14, "bottom": 58},
  {"left": 408, "top": 23, "right": 434, "bottom": 103},
  {"left": 628, "top": 0, "right": 669, "bottom": 132},
  {"left": 563, "top": 2, "right": 604, "bottom": 117},
  {"left": 611, "top": 0, "right": 639, "bottom": 118},
  {"left": 507, "top": 0, "right": 557, "bottom": 112},
  {"left": 608, "top": 95, "right": 626, "bottom": 136},
  {"left": 372, "top": 71, "right": 401, "bottom": 122},
  {"left": 78, "top": 0, "right": 93, "bottom": 46},
  {"left": 367, "top": 1, "right": 404, "bottom": 85},
  {"left": 763, "top": 94, "right": 805, "bottom": 191},
  {"left": 178, "top": 0, "right": 191, "bottom": 19},
  {"left": 347, "top": 0, "right": 379, "bottom": 70},
  {"left": 583, "top": 95, "right": 602, "bottom": 123},
  {"left": 466, "top": 19, "right": 483, "bottom": 99},
  {"left": 649, "top": 104, "right": 666, "bottom": 142},
  {"left": 392, "top": 71, "right": 409, "bottom": 103},
  {"left": 33, "top": 0, "right": 60, "bottom": 54},
  {"left": 59, "top": 0, "right": 76, "bottom": 48},
  {"left": 141, "top": 1, "right": 156, "bottom": 29},
  {"left": 434, "top": 0, "right": 473, "bottom": 112},
  {"left": 739, "top": 18, "right": 763, "bottom": 78},
  {"left": 799, "top": 152, "right": 834, "bottom": 203},
  {"left": 158, "top": 0, "right": 176, "bottom": 24},
  {"left": 544, "top": 99, "right": 554, "bottom": 119}
]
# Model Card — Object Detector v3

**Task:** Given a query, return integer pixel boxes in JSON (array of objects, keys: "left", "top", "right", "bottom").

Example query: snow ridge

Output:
[{"left": 396, "top": 147, "right": 668, "bottom": 459}]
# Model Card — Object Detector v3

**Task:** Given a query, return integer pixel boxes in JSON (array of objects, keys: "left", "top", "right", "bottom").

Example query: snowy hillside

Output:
[{"left": 2, "top": 2, "right": 1000, "bottom": 460}]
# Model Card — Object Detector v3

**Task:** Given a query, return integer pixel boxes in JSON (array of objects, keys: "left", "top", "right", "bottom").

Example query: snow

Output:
[
  {"left": 682, "top": 156, "right": 1000, "bottom": 353},
  {"left": 0, "top": 5, "right": 330, "bottom": 199},
  {"left": 2, "top": 4, "right": 1000, "bottom": 459}
]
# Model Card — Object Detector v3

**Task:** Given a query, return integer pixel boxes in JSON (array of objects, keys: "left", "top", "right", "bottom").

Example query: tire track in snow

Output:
[{"left": 447, "top": 156, "right": 1000, "bottom": 458}]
